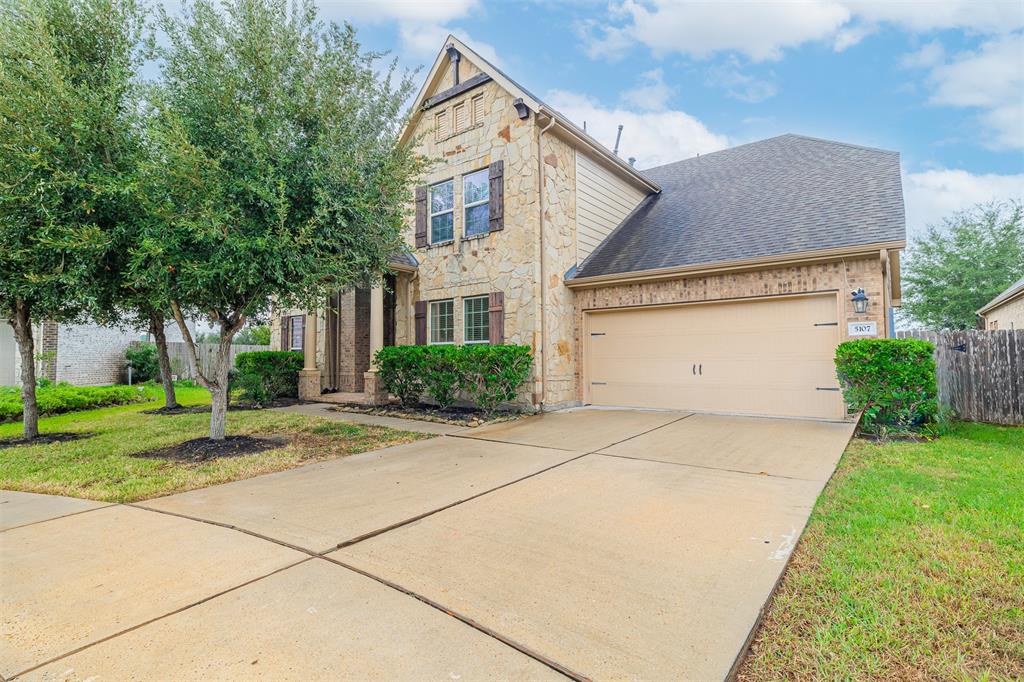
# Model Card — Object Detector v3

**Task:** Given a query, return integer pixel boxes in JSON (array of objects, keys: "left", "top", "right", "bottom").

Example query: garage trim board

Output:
[{"left": 583, "top": 292, "right": 846, "bottom": 420}]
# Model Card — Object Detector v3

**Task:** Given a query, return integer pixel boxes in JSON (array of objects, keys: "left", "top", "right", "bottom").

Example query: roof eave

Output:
[
  {"left": 565, "top": 240, "right": 907, "bottom": 289},
  {"left": 977, "top": 283, "right": 1024, "bottom": 315}
]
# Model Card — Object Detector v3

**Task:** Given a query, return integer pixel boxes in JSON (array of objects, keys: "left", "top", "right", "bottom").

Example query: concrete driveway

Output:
[{"left": 1, "top": 408, "right": 854, "bottom": 681}]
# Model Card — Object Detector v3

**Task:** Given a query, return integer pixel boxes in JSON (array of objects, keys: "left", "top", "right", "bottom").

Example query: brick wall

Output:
[
  {"left": 55, "top": 322, "right": 141, "bottom": 386},
  {"left": 572, "top": 256, "right": 889, "bottom": 401}
]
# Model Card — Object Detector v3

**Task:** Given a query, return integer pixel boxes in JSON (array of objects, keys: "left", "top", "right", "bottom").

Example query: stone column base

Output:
[
  {"left": 362, "top": 370, "right": 388, "bottom": 406},
  {"left": 298, "top": 369, "right": 322, "bottom": 401}
]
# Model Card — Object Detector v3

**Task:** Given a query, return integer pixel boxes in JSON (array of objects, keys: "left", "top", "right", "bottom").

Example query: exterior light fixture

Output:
[{"left": 851, "top": 288, "right": 869, "bottom": 314}]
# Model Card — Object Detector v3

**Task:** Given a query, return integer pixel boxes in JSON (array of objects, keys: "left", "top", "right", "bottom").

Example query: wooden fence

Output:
[
  {"left": 897, "top": 329, "right": 1023, "bottom": 425},
  {"left": 164, "top": 342, "right": 270, "bottom": 382}
]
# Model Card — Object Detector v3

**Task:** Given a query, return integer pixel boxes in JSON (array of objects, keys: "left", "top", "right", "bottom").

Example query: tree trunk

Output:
[
  {"left": 207, "top": 330, "right": 235, "bottom": 440},
  {"left": 11, "top": 300, "right": 39, "bottom": 439},
  {"left": 148, "top": 312, "right": 178, "bottom": 409}
]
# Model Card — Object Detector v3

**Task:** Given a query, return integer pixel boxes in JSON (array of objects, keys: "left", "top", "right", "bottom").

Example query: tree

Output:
[
  {"left": 902, "top": 201, "right": 1024, "bottom": 330},
  {"left": 0, "top": 0, "right": 141, "bottom": 437},
  {"left": 235, "top": 325, "right": 271, "bottom": 345},
  {"left": 134, "top": 0, "right": 425, "bottom": 440}
]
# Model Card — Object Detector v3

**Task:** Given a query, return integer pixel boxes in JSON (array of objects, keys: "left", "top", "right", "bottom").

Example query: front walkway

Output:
[{"left": 1, "top": 408, "right": 854, "bottom": 680}]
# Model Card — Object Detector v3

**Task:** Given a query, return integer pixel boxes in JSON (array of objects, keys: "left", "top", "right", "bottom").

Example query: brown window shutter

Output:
[
  {"left": 488, "top": 160, "right": 504, "bottom": 232},
  {"left": 280, "top": 316, "right": 290, "bottom": 350},
  {"left": 414, "top": 300, "right": 427, "bottom": 345},
  {"left": 415, "top": 186, "right": 428, "bottom": 247},
  {"left": 488, "top": 291, "right": 504, "bottom": 344}
]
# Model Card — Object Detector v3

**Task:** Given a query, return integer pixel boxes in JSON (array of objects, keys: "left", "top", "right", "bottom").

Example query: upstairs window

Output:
[
  {"left": 429, "top": 300, "right": 454, "bottom": 344},
  {"left": 464, "top": 296, "right": 489, "bottom": 343},
  {"left": 430, "top": 180, "right": 454, "bottom": 243},
  {"left": 463, "top": 169, "right": 490, "bottom": 237}
]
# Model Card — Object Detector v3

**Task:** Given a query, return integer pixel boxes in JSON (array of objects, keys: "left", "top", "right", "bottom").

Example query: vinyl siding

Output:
[{"left": 575, "top": 152, "right": 647, "bottom": 262}]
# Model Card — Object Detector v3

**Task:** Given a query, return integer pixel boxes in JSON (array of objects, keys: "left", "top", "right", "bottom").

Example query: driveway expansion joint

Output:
[
  {"left": 592, "top": 451, "right": 820, "bottom": 482},
  {"left": 0, "top": 502, "right": 116, "bottom": 533}
]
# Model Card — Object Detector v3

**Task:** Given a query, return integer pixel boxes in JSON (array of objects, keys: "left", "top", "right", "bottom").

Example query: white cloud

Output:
[
  {"left": 899, "top": 40, "right": 945, "bottom": 69},
  {"left": 583, "top": 0, "right": 850, "bottom": 62},
  {"left": 926, "top": 33, "right": 1024, "bottom": 149},
  {"left": 545, "top": 89, "right": 729, "bottom": 168},
  {"left": 620, "top": 69, "right": 674, "bottom": 111},
  {"left": 396, "top": 23, "right": 503, "bottom": 66},
  {"left": 903, "top": 168, "right": 1024, "bottom": 237},
  {"left": 328, "top": 0, "right": 479, "bottom": 25},
  {"left": 705, "top": 57, "right": 778, "bottom": 103},
  {"left": 584, "top": 0, "right": 1024, "bottom": 62}
]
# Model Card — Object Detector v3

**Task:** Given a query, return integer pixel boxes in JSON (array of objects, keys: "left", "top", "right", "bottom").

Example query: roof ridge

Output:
[{"left": 641, "top": 133, "right": 897, "bottom": 173}]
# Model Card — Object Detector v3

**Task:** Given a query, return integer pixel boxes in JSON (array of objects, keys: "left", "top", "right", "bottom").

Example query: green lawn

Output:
[
  {"left": 0, "top": 385, "right": 429, "bottom": 502},
  {"left": 740, "top": 423, "right": 1024, "bottom": 681}
]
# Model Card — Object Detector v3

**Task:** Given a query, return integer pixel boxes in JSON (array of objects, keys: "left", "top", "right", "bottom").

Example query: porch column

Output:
[
  {"left": 298, "top": 309, "right": 321, "bottom": 400},
  {"left": 363, "top": 284, "right": 388, "bottom": 404}
]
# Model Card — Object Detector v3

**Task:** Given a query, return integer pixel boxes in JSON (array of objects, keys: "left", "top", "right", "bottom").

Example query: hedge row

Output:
[
  {"left": 835, "top": 338, "right": 938, "bottom": 433},
  {"left": 375, "top": 345, "right": 533, "bottom": 413},
  {"left": 0, "top": 383, "right": 148, "bottom": 422},
  {"left": 231, "top": 350, "right": 304, "bottom": 405}
]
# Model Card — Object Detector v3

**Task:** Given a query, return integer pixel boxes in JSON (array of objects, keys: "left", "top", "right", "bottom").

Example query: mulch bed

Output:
[
  {"left": 328, "top": 403, "right": 520, "bottom": 427},
  {"left": 0, "top": 432, "right": 92, "bottom": 449},
  {"left": 131, "top": 435, "right": 289, "bottom": 462},
  {"left": 143, "top": 398, "right": 302, "bottom": 416}
]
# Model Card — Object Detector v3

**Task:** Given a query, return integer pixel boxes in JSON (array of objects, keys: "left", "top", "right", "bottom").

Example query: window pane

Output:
[
  {"left": 463, "top": 170, "right": 489, "bottom": 206},
  {"left": 290, "top": 316, "right": 304, "bottom": 350},
  {"left": 430, "top": 180, "right": 453, "bottom": 213},
  {"left": 431, "top": 212, "right": 453, "bottom": 243},
  {"left": 430, "top": 300, "right": 454, "bottom": 344},
  {"left": 465, "top": 203, "right": 489, "bottom": 237},
  {"left": 464, "top": 296, "right": 490, "bottom": 343}
]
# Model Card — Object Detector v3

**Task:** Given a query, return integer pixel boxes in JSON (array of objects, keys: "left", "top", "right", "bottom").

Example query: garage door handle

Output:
[
  {"left": 591, "top": 381, "right": 607, "bottom": 385},
  {"left": 692, "top": 364, "right": 696, "bottom": 375},
  {"left": 699, "top": 364, "right": 702, "bottom": 375}
]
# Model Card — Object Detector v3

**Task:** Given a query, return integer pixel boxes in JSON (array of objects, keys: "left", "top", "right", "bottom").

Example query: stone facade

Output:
[{"left": 571, "top": 257, "right": 889, "bottom": 402}]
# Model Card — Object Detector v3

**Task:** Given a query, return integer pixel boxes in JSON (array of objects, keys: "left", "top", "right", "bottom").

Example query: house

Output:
[
  {"left": 0, "top": 319, "right": 192, "bottom": 387},
  {"left": 272, "top": 36, "right": 906, "bottom": 421},
  {"left": 977, "top": 276, "right": 1024, "bottom": 330}
]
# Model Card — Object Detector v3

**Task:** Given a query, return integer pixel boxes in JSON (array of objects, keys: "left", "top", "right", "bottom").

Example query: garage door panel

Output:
[{"left": 585, "top": 295, "right": 843, "bottom": 420}]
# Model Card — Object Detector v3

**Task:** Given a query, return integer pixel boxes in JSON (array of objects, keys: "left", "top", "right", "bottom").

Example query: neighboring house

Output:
[
  {"left": 977, "top": 276, "right": 1024, "bottom": 330},
  {"left": 0, "top": 319, "right": 192, "bottom": 387},
  {"left": 273, "top": 36, "right": 906, "bottom": 420}
]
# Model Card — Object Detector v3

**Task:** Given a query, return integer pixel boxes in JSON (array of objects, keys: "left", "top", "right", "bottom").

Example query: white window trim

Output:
[
  {"left": 462, "top": 169, "right": 489, "bottom": 238},
  {"left": 463, "top": 295, "right": 490, "bottom": 344},
  {"left": 429, "top": 179, "right": 455, "bottom": 245},
  {"left": 428, "top": 299, "right": 455, "bottom": 345}
]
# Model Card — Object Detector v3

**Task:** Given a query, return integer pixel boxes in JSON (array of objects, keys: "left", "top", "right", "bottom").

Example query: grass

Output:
[
  {"left": 0, "top": 382, "right": 154, "bottom": 421},
  {"left": 739, "top": 422, "right": 1024, "bottom": 681},
  {"left": 0, "top": 384, "right": 430, "bottom": 502}
]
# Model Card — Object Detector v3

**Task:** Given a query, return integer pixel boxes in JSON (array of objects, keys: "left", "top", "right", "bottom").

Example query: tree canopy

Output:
[
  {"left": 131, "top": 0, "right": 425, "bottom": 438},
  {"left": 902, "top": 201, "right": 1024, "bottom": 330}
]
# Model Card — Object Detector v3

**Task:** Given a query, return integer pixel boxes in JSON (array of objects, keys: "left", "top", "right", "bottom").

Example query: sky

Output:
[{"left": 303, "top": 0, "right": 1023, "bottom": 241}]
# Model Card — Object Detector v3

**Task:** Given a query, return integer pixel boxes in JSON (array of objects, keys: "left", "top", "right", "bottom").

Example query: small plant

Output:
[
  {"left": 835, "top": 338, "right": 938, "bottom": 434},
  {"left": 375, "top": 345, "right": 533, "bottom": 413},
  {"left": 375, "top": 346, "right": 427, "bottom": 406},
  {"left": 233, "top": 351, "right": 303, "bottom": 406},
  {"left": 0, "top": 382, "right": 147, "bottom": 422},
  {"left": 125, "top": 343, "right": 161, "bottom": 382}
]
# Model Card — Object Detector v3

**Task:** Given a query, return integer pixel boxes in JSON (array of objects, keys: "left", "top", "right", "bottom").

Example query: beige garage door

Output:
[{"left": 585, "top": 294, "right": 844, "bottom": 420}]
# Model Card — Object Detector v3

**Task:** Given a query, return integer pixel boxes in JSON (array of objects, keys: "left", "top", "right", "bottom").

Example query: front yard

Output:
[
  {"left": 0, "top": 385, "right": 428, "bottom": 502},
  {"left": 740, "top": 422, "right": 1023, "bottom": 680}
]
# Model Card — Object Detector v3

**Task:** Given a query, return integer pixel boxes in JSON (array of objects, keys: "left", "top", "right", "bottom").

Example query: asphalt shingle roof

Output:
[
  {"left": 573, "top": 134, "right": 906, "bottom": 279},
  {"left": 978, "top": 275, "right": 1024, "bottom": 314}
]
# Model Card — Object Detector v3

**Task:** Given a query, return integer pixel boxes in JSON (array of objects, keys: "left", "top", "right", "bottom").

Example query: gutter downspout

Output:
[{"left": 537, "top": 113, "right": 556, "bottom": 410}]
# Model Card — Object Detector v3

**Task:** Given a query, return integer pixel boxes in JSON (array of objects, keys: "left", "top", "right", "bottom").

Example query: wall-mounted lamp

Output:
[
  {"left": 851, "top": 288, "right": 869, "bottom": 314},
  {"left": 512, "top": 98, "right": 530, "bottom": 120}
]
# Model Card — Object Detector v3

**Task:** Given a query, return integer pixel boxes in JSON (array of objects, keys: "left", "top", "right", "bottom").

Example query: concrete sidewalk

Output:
[{"left": 2, "top": 408, "right": 854, "bottom": 680}]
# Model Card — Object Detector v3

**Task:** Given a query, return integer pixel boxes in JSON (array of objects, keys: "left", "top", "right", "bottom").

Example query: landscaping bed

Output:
[
  {"left": 142, "top": 398, "right": 302, "bottom": 416},
  {"left": 738, "top": 422, "right": 1024, "bottom": 681},
  {"left": 0, "top": 432, "right": 92, "bottom": 449},
  {"left": 327, "top": 402, "right": 521, "bottom": 427},
  {"left": 0, "top": 383, "right": 150, "bottom": 422}
]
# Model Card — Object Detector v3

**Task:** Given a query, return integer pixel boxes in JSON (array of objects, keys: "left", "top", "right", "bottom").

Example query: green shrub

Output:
[
  {"left": 233, "top": 350, "right": 303, "bottom": 405},
  {"left": 125, "top": 343, "right": 161, "bottom": 382},
  {"left": 0, "top": 382, "right": 147, "bottom": 422},
  {"left": 462, "top": 345, "right": 534, "bottom": 413},
  {"left": 375, "top": 346, "right": 427, "bottom": 406},
  {"left": 375, "top": 344, "right": 533, "bottom": 413},
  {"left": 835, "top": 338, "right": 938, "bottom": 433}
]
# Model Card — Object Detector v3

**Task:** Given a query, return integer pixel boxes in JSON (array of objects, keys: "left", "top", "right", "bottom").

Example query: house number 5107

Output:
[{"left": 848, "top": 321, "right": 877, "bottom": 337}]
